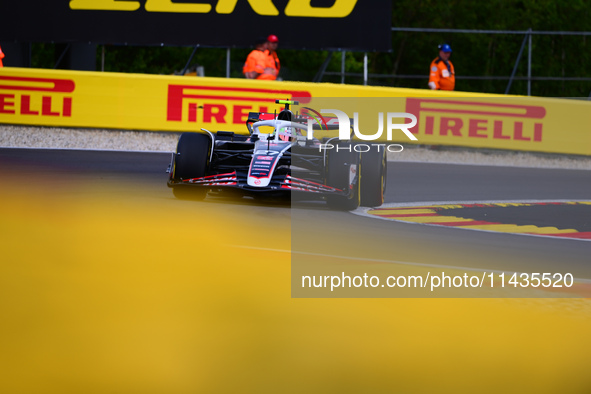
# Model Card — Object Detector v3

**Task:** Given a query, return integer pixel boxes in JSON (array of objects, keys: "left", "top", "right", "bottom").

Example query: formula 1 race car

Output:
[{"left": 166, "top": 100, "right": 386, "bottom": 210}]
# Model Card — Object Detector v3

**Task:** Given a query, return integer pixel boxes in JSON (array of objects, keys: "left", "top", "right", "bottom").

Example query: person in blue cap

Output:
[{"left": 428, "top": 43, "right": 455, "bottom": 90}]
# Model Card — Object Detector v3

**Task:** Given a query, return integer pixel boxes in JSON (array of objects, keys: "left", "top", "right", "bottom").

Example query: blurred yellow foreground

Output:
[{"left": 1, "top": 177, "right": 590, "bottom": 393}]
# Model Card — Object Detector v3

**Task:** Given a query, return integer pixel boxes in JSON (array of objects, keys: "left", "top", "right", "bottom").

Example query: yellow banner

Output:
[
  {"left": 0, "top": 67, "right": 589, "bottom": 155},
  {"left": 403, "top": 96, "right": 591, "bottom": 155}
]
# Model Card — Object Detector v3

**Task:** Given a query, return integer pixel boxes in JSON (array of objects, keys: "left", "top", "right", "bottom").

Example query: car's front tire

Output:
[{"left": 171, "top": 132, "right": 211, "bottom": 200}]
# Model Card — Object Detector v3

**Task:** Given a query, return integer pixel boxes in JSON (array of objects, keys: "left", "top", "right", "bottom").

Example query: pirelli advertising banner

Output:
[
  {"left": 0, "top": 67, "right": 590, "bottom": 156},
  {"left": 0, "top": 0, "right": 389, "bottom": 51}
]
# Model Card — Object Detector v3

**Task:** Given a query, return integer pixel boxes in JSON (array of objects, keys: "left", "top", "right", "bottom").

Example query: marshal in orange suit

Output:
[{"left": 428, "top": 43, "right": 455, "bottom": 91}]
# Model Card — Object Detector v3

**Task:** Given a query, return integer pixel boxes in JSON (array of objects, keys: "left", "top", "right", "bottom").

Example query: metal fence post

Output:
[
  {"left": 53, "top": 43, "right": 71, "bottom": 69},
  {"left": 363, "top": 52, "right": 368, "bottom": 85},
  {"left": 181, "top": 44, "right": 199, "bottom": 76},
  {"left": 226, "top": 48, "right": 230, "bottom": 78},
  {"left": 313, "top": 51, "right": 333, "bottom": 83},
  {"left": 505, "top": 33, "right": 529, "bottom": 94},
  {"left": 341, "top": 50, "right": 346, "bottom": 84},
  {"left": 226, "top": 48, "right": 231, "bottom": 78},
  {"left": 527, "top": 28, "right": 532, "bottom": 96}
]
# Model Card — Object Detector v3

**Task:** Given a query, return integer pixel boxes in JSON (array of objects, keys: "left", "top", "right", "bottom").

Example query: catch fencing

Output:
[{"left": 317, "top": 27, "right": 591, "bottom": 97}]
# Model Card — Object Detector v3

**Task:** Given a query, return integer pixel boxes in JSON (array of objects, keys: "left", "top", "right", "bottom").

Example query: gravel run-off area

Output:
[{"left": 1, "top": 124, "right": 590, "bottom": 171}]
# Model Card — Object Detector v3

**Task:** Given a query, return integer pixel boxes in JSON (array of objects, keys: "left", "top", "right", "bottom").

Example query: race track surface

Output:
[
  {"left": 2, "top": 147, "right": 590, "bottom": 282},
  {"left": 3, "top": 147, "right": 591, "bottom": 393}
]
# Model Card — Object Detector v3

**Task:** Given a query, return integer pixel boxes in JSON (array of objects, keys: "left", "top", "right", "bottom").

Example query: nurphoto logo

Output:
[{"left": 304, "top": 109, "right": 418, "bottom": 153}]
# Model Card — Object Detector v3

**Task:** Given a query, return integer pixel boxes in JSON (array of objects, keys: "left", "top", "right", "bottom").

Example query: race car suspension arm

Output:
[{"left": 213, "top": 150, "right": 253, "bottom": 163}]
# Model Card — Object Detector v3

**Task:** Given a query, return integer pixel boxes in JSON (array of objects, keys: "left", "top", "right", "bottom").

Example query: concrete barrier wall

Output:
[{"left": 1, "top": 67, "right": 589, "bottom": 155}]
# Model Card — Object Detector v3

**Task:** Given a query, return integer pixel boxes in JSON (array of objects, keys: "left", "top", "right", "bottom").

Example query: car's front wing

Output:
[{"left": 168, "top": 171, "right": 347, "bottom": 196}]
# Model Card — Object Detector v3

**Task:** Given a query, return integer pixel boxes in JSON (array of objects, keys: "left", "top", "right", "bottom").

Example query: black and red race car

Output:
[{"left": 166, "top": 100, "right": 386, "bottom": 210}]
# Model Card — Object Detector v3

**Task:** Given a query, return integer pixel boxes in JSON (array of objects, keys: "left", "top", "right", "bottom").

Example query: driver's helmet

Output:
[{"left": 277, "top": 125, "right": 294, "bottom": 141}]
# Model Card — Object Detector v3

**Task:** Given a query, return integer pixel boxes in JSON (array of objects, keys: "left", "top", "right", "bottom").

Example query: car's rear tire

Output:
[
  {"left": 360, "top": 146, "right": 387, "bottom": 207},
  {"left": 172, "top": 132, "right": 211, "bottom": 200},
  {"left": 325, "top": 144, "right": 361, "bottom": 211}
]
